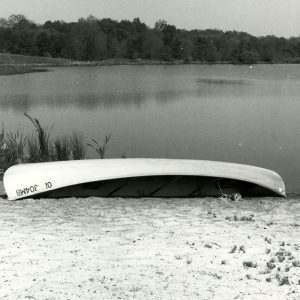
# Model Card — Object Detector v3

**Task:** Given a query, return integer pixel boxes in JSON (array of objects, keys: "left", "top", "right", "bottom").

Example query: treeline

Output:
[{"left": 0, "top": 14, "right": 300, "bottom": 64}]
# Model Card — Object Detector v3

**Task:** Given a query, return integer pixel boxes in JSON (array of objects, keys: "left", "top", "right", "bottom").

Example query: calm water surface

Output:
[{"left": 1, "top": 64, "right": 300, "bottom": 192}]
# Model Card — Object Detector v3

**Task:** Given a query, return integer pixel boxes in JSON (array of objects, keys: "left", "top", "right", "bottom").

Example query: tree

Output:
[
  {"left": 93, "top": 31, "right": 107, "bottom": 60},
  {"left": 9, "top": 16, "right": 36, "bottom": 54},
  {"left": 0, "top": 14, "right": 299, "bottom": 64},
  {"left": 162, "top": 24, "right": 176, "bottom": 47},
  {"left": 154, "top": 19, "right": 167, "bottom": 32},
  {"left": 7, "top": 14, "right": 30, "bottom": 27},
  {"left": 50, "top": 33, "right": 67, "bottom": 57},
  {"left": 194, "top": 36, "right": 217, "bottom": 62},
  {"left": 143, "top": 34, "right": 163, "bottom": 59},
  {"left": 180, "top": 39, "right": 193, "bottom": 61},
  {"left": 35, "top": 31, "right": 51, "bottom": 56}
]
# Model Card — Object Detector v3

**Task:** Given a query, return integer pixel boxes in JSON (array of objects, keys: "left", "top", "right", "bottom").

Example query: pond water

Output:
[{"left": 0, "top": 64, "right": 300, "bottom": 193}]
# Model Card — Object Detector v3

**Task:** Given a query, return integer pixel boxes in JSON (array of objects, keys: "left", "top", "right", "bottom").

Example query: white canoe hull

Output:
[{"left": 3, "top": 159, "right": 285, "bottom": 200}]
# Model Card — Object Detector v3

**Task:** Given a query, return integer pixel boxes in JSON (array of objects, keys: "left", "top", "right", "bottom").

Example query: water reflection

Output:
[
  {"left": 197, "top": 78, "right": 249, "bottom": 85},
  {"left": 0, "top": 89, "right": 198, "bottom": 111},
  {"left": 0, "top": 94, "right": 32, "bottom": 111},
  {"left": 0, "top": 79, "right": 298, "bottom": 113}
]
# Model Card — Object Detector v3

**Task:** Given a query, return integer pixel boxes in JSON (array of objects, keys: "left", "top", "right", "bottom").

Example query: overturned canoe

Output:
[{"left": 3, "top": 159, "right": 285, "bottom": 200}]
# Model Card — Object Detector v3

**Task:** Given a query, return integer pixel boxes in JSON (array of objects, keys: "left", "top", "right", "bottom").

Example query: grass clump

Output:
[
  {"left": 24, "top": 114, "right": 89, "bottom": 162},
  {"left": 4, "top": 129, "right": 27, "bottom": 166},
  {"left": 0, "top": 115, "right": 113, "bottom": 172},
  {"left": 27, "top": 136, "right": 41, "bottom": 163},
  {"left": 53, "top": 136, "right": 71, "bottom": 161},
  {"left": 70, "top": 133, "right": 86, "bottom": 160}
]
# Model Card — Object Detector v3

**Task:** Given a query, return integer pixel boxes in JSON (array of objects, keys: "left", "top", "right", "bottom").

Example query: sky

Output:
[{"left": 0, "top": 0, "right": 299, "bottom": 37}]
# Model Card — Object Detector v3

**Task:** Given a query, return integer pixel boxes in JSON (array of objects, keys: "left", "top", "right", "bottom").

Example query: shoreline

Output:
[
  {"left": 0, "top": 65, "right": 48, "bottom": 76},
  {"left": 1, "top": 57, "right": 299, "bottom": 76},
  {"left": 0, "top": 181, "right": 300, "bottom": 199}
]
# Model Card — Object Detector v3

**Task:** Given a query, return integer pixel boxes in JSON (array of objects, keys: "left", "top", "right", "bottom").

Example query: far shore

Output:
[{"left": 1, "top": 55, "right": 299, "bottom": 76}]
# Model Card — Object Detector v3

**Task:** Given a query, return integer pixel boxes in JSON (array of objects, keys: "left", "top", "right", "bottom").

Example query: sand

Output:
[{"left": 0, "top": 181, "right": 299, "bottom": 299}]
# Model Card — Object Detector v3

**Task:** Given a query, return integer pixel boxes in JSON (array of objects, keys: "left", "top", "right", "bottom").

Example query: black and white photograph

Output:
[{"left": 0, "top": 0, "right": 299, "bottom": 299}]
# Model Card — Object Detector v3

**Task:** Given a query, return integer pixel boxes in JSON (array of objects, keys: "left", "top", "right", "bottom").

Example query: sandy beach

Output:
[{"left": 0, "top": 182, "right": 299, "bottom": 300}]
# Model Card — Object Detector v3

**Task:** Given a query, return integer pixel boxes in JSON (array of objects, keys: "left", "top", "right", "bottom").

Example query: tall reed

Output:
[
  {"left": 24, "top": 112, "right": 53, "bottom": 161},
  {"left": 87, "top": 134, "right": 111, "bottom": 159}
]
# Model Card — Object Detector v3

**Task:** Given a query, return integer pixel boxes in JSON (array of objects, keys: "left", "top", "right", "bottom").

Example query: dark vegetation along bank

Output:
[
  {"left": 0, "top": 113, "right": 112, "bottom": 176},
  {"left": 0, "top": 14, "right": 300, "bottom": 65}
]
